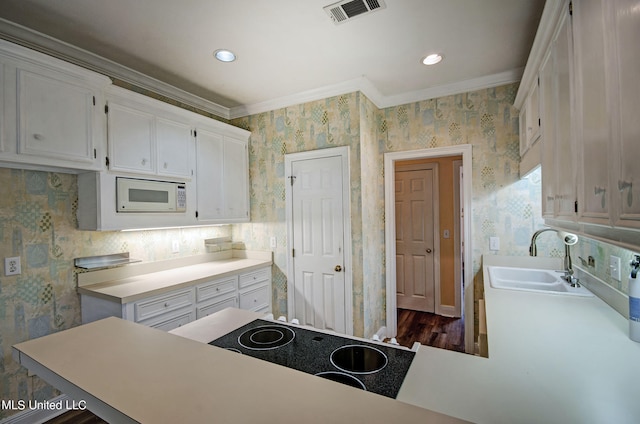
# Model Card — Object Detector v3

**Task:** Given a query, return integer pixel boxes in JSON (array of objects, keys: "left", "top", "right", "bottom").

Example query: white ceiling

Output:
[{"left": 0, "top": 0, "right": 545, "bottom": 117}]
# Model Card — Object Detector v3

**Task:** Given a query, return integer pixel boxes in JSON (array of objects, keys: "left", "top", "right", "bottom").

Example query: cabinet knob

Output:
[
  {"left": 335, "top": 265, "right": 342, "bottom": 272},
  {"left": 618, "top": 180, "right": 633, "bottom": 207},
  {"left": 141, "top": 158, "right": 147, "bottom": 165},
  {"left": 164, "top": 302, "right": 169, "bottom": 307},
  {"left": 426, "top": 248, "right": 433, "bottom": 253},
  {"left": 33, "top": 133, "right": 44, "bottom": 141}
]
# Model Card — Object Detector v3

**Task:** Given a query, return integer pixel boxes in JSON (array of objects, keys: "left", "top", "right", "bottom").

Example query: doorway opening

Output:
[{"left": 384, "top": 145, "right": 474, "bottom": 354}]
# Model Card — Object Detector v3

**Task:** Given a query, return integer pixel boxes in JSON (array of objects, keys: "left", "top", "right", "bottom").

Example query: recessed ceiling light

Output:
[
  {"left": 422, "top": 53, "right": 443, "bottom": 66},
  {"left": 214, "top": 49, "right": 236, "bottom": 62}
]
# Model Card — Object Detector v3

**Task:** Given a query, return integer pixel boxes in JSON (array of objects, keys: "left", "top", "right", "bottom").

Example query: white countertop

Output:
[
  {"left": 13, "top": 255, "right": 640, "bottom": 423},
  {"left": 77, "top": 253, "right": 272, "bottom": 303},
  {"left": 12, "top": 310, "right": 466, "bottom": 424},
  {"left": 398, "top": 255, "right": 640, "bottom": 423}
]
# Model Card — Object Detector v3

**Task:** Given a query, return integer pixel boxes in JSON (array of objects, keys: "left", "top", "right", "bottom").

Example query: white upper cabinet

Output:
[
  {"left": 224, "top": 136, "right": 250, "bottom": 220},
  {"left": 156, "top": 117, "right": 192, "bottom": 178},
  {"left": 517, "top": 0, "right": 640, "bottom": 250},
  {"left": 539, "top": 50, "right": 557, "bottom": 219},
  {"left": 0, "top": 39, "right": 110, "bottom": 172},
  {"left": 611, "top": 0, "right": 640, "bottom": 229},
  {"left": 195, "top": 128, "right": 225, "bottom": 221},
  {"left": 573, "top": 0, "right": 611, "bottom": 225},
  {"left": 519, "top": 78, "right": 541, "bottom": 156},
  {"left": 107, "top": 101, "right": 155, "bottom": 174},
  {"left": 106, "top": 86, "right": 192, "bottom": 180},
  {"left": 553, "top": 9, "right": 577, "bottom": 221},
  {"left": 195, "top": 124, "right": 250, "bottom": 224}
]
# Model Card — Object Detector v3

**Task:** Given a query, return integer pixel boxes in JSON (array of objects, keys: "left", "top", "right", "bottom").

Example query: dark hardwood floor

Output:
[{"left": 389, "top": 308, "right": 465, "bottom": 353}]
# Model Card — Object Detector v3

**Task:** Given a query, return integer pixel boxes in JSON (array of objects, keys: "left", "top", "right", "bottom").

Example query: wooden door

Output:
[
  {"left": 395, "top": 164, "right": 437, "bottom": 313},
  {"left": 290, "top": 154, "right": 348, "bottom": 333}
]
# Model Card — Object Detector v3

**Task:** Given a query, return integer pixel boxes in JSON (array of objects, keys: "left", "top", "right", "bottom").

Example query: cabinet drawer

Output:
[
  {"left": 239, "top": 268, "right": 270, "bottom": 289},
  {"left": 196, "top": 276, "right": 237, "bottom": 303},
  {"left": 134, "top": 288, "right": 194, "bottom": 322},
  {"left": 239, "top": 284, "right": 270, "bottom": 312},
  {"left": 146, "top": 309, "right": 194, "bottom": 331},
  {"left": 196, "top": 294, "right": 238, "bottom": 319}
]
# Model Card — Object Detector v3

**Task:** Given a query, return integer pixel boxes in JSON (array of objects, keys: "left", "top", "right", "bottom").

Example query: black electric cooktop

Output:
[{"left": 208, "top": 319, "right": 416, "bottom": 398}]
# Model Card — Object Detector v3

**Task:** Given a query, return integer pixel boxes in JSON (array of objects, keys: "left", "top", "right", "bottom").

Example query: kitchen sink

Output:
[{"left": 487, "top": 266, "right": 593, "bottom": 297}]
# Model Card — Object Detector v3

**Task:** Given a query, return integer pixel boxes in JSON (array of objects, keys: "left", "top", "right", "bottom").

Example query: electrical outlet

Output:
[
  {"left": 5, "top": 256, "right": 21, "bottom": 276},
  {"left": 489, "top": 237, "right": 500, "bottom": 251},
  {"left": 270, "top": 237, "right": 277, "bottom": 248},
  {"left": 610, "top": 255, "right": 622, "bottom": 281},
  {"left": 171, "top": 240, "right": 180, "bottom": 253}
]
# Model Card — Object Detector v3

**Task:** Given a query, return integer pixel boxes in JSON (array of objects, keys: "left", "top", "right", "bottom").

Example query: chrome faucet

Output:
[{"left": 529, "top": 228, "right": 579, "bottom": 284}]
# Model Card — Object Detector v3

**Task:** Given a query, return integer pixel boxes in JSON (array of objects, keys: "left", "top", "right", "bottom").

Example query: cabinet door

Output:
[
  {"left": 195, "top": 128, "right": 225, "bottom": 221},
  {"left": 574, "top": 0, "right": 611, "bottom": 224},
  {"left": 108, "top": 102, "right": 155, "bottom": 174},
  {"left": 224, "top": 136, "right": 249, "bottom": 220},
  {"left": 553, "top": 10, "right": 577, "bottom": 220},
  {"left": 612, "top": 0, "right": 640, "bottom": 228},
  {"left": 17, "top": 68, "right": 97, "bottom": 164},
  {"left": 539, "top": 50, "right": 556, "bottom": 218},
  {"left": 156, "top": 116, "right": 192, "bottom": 179}
]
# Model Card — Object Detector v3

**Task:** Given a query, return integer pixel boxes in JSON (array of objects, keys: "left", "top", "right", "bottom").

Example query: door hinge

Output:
[
  {"left": 538, "top": 118, "right": 541, "bottom": 126},
  {"left": 105, "top": 156, "right": 110, "bottom": 167},
  {"left": 574, "top": 200, "right": 578, "bottom": 213},
  {"left": 93, "top": 148, "right": 97, "bottom": 159},
  {"left": 92, "top": 96, "right": 96, "bottom": 106},
  {"left": 569, "top": 1, "right": 573, "bottom": 15},
  {"left": 292, "top": 248, "right": 295, "bottom": 257},
  {"left": 193, "top": 130, "right": 197, "bottom": 138},
  {"left": 195, "top": 211, "right": 199, "bottom": 218},
  {"left": 104, "top": 104, "right": 109, "bottom": 114},
  {"left": 288, "top": 175, "right": 296, "bottom": 186}
]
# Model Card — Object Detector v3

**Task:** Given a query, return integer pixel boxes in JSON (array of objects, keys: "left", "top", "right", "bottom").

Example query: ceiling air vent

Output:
[{"left": 324, "top": 0, "right": 386, "bottom": 25}]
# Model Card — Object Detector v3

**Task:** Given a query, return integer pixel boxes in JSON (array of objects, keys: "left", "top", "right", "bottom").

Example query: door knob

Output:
[
  {"left": 335, "top": 265, "right": 342, "bottom": 272},
  {"left": 426, "top": 248, "right": 433, "bottom": 253}
]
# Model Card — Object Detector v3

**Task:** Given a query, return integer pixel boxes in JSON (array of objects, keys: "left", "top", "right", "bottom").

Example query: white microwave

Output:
[{"left": 116, "top": 177, "right": 186, "bottom": 213}]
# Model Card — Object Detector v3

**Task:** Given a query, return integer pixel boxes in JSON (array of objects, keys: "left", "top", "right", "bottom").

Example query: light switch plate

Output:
[
  {"left": 489, "top": 237, "right": 500, "bottom": 251},
  {"left": 270, "top": 237, "right": 277, "bottom": 248},
  {"left": 171, "top": 240, "right": 180, "bottom": 253}
]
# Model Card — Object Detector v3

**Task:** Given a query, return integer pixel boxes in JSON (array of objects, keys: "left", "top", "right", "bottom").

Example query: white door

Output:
[
  {"left": 287, "top": 148, "right": 351, "bottom": 335},
  {"left": 395, "top": 164, "right": 437, "bottom": 313}
]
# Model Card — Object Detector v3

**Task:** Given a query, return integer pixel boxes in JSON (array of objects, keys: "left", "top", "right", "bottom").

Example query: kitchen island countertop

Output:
[{"left": 12, "top": 310, "right": 466, "bottom": 423}]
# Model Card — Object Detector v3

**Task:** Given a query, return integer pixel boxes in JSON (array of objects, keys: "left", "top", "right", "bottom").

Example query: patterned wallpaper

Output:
[
  {"left": 0, "top": 168, "right": 230, "bottom": 418},
  {"left": 230, "top": 83, "right": 552, "bottom": 338}
]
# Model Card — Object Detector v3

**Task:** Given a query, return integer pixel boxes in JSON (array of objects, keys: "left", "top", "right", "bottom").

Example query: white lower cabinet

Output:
[{"left": 81, "top": 266, "right": 272, "bottom": 330}]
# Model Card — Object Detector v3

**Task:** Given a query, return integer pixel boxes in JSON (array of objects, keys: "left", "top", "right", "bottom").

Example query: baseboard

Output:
[
  {"left": 0, "top": 395, "right": 70, "bottom": 424},
  {"left": 438, "top": 305, "right": 458, "bottom": 318}
]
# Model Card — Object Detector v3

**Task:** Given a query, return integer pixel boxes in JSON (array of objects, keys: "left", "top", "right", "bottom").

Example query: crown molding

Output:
[
  {"left": 1, "top": 17, "right": 525, "bottom": 121},
  {"left": 230, "top": 69, "right": 523, "bottom": 119},
  {"left": 0, "top": 18, "right": 231, "bottom": 120},
  {"left": 373, "top": 68, "right": 524, "bottom": 110}
]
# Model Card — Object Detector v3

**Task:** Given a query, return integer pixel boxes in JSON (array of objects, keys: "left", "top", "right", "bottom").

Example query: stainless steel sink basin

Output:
[{"left": 487, "top": 266, "right": 594, "bottom": 297}]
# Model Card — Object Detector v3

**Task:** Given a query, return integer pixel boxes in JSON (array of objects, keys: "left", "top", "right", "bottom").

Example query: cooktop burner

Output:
[
  {"left": 208, "top": 319, "right": 415, "bottom": 398},
  {"left": 331, "top": 345, "right": 388, "bottom": 374},
  {"left": 238, "top": 325, "right": 295, "bottom": 350}
]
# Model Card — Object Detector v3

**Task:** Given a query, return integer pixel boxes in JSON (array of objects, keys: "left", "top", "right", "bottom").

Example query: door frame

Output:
[
  {"left": 384, "top": 145, "right": 474, "bottom": 353},
  {"left": 285, "top": 146, "right": 354, "bottom": 335}
]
